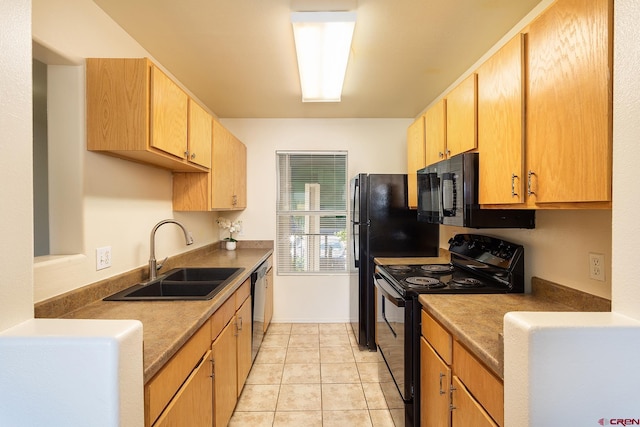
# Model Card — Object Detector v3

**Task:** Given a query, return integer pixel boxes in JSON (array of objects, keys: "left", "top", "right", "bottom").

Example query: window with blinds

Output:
[{"left": 276, "top": 151, "right": 348, "bottom": 274}]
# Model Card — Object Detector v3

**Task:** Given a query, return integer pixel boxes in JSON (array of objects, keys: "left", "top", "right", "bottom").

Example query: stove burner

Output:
[
  {"left": 421, "top": 264, "right": 455, "bottom": 274},
  {"left": 450, "top": 277, "right": 485, "bottom": 288},
  {"left": 405, "top": 277, "right": 445, "bottom": 289},
  {"left": 387, "top": 265, "right": 412, "bottom": 272}
]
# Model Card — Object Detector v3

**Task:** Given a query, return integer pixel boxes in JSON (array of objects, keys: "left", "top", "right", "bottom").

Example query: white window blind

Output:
[{"left": 276, "top": 151, "right": 348, "bottom": 274}]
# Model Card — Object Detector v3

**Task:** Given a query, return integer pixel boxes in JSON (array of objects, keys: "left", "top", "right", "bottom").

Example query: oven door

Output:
[{"left": 374, "top": 273, "right": 412, "bottom": 402}]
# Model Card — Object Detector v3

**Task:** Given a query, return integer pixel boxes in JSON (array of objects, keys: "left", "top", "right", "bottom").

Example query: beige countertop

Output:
[
  {"left": 418, "top": 278, "right": 610, "bottom": 379},
  {"left": 39, "top": 245, "right": 272, "bottom": 383}
]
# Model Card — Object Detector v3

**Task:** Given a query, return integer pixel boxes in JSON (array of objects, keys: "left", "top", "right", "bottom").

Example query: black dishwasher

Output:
[{"left": 250, "top": 257, "right": 272, "bottom": 362}]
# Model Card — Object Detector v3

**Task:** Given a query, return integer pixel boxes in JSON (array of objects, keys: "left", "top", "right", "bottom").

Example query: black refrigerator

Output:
[{"left": 349, "top": 174, "right": 439, "bottom": 350}]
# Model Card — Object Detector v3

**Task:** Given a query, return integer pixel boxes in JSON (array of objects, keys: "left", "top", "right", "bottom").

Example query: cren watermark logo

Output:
[{"left": 599, "top": 419, "right": 640, "bottom": 426}]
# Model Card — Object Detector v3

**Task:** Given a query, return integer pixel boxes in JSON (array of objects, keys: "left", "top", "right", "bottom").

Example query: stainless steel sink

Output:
[{"left": 104, "top": 267, "right": 244, "bottom": 301}]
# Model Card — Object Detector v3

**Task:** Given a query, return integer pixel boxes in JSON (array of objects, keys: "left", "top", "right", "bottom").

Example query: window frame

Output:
[{"left": 276, "top": 150, "right": 348, "bottom": 276}]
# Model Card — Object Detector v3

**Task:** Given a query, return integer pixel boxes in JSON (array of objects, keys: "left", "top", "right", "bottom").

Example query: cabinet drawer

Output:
[
  {"left": 235, "top": 278, "right": 250, "bottom": 310},
  {"left": 422, "top": 310, "right": 453, "bottom": 365},
  {"left": 211, "top": 295, "right": 235, "bottom": 341},
  {"left": 453, "top": 341, "right": 503, "bottom": 426},
  {"left": 145, "top": 319, "right": 211, "bottom": 427}
]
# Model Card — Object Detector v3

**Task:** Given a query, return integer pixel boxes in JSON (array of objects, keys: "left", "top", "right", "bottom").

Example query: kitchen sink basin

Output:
[{"left": 104, "top": 267, "right": 244, "bottom": 301}]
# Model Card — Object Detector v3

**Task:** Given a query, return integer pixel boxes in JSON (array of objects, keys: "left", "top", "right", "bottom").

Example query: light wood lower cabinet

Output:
[
  {"left": 451, "top": 376, "right": 497, "bottom": 427},
  {"left": 154, "top": 350, "right": 213, "bottom": 427},
  {"left": 145, "top": 319, "right": 211, "bottom": 426},
  {"left": 212, "top": 319, "right": 238, "bottom": 427},
  {"left": 236, "top": 296, "right": 252, "bottom": 397},
  {"left": 264, "top": 267, "right": 273, "bottom": 333},
  {"left": 420, "top": 337, "right": 451, "bottom": 427},
  {"left": 420, "top": 309, "right": 503, "bottom": 426},
  {"left": 146, "top": 277, "right": 254, "bottom": 427}
]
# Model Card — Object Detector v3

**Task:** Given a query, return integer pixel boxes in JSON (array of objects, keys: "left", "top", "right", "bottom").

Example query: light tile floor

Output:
[{"left": 229, "top": 323, "right": 405, "bottom": 427}]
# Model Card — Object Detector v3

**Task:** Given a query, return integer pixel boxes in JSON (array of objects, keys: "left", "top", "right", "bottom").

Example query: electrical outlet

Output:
[
  {"left": 589, "top": 252, "right": 605, "bottom": 282},
  {"left": 96, "top": 246, "right": 112, "bottom": 270}
]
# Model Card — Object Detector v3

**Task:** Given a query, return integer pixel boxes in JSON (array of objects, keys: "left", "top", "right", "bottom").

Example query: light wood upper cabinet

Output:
[
  {"left": 150, "top": 66, "right": 188, "bottom": 159},
  {"left": 173, "top": 120, "right": 247, "bottom": 211},
  {"left": 477, "top": 34, "right": 526, "bottom": 205},
  {"left": 213, "top": 120, "right": 247, "bottom": 210},
  {"left": 446, "top": 74, "right": 478, "bottom": 158},
  {"left": 425, "top": 99, "right": 447, "bottom": 166},
  {"left": 187, "top": 99, "right": 212, "bottom": 169},
  {"left": 407, "top": 115, "right": 426, "bottom": 208},
  {"left": 526, "top": 0, "right": 612, "bottom": 204},
  {"left": 86, "top": 58, "right": 208, "bottom": 173}
]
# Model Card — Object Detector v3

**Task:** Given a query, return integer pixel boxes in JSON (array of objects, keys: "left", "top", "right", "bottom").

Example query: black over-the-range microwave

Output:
[{"left": 417, "top": 152, "right": 535, "bottom": 229}]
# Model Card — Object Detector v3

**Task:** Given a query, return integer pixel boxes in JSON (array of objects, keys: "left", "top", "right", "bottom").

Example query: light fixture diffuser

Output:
[{"left": 291, "top": 11, "right": 356, "bottom": 102}]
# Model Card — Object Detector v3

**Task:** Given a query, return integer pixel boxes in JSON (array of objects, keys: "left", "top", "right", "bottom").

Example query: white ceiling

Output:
[{"left": 92, "top": 0, "right": 543, "bottom": 119}]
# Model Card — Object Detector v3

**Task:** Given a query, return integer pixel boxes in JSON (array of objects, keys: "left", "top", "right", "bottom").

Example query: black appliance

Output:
[
  {"left": 373, "top": 233, "right": 525, "bottom": 426},
  {"left": 250, "top": 257, "right": 272, "bottom": 363},
  {"left": 417, "top": 152, "right": 535, "bottom": 228},
  {"left": 349, "top": 174, "right": 439, "bottom": 351}
]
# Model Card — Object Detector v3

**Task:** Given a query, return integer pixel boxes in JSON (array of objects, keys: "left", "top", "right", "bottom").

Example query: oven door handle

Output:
[{"left": 373, "top": 274, "right": 405, "bottom": 308}]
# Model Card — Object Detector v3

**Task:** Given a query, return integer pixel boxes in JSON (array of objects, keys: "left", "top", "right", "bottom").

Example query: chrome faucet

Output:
[{"left": 149, "top": 219, "right": 194, "bottom": 280}]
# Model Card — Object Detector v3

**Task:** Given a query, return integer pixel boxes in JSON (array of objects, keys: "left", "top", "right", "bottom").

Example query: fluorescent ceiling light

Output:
[{"left": 291, "top": 11, "right": 356, "bottom": 102}]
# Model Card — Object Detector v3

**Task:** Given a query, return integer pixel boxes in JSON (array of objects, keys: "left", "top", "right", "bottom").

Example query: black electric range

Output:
[
  {"left": 375, "top": 233, "right": 525, "bottom": 296},
  {"left": 373, "top": 234, "right": 525, "bottom": 427}
]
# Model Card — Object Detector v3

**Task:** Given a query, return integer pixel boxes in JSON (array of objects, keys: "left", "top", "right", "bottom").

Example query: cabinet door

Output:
[
  {"left": 526, "top": 0, "right": 611, "bottom": 203},
  {"left": 446, "top": 73, "right": 477, "bottom": 158},
  {"left": 154, "top": 350, "right": 213, "bottom": 427},
  {"left": 477, "top": 35, "right": 525, "bottom": 205},
  {"left": 236, "top": 296, "right": 252, "bottom": 396},
  {"left": 451, "top": 376, "right": 497, "bottom": 427},
  {"left": 421, "top": 337, "right": 451, "bottom": 427},
  {"left": 264, "top": 268, "right": 274, "bottom": 333},
  {"left": 212, "top": 320, "right": 237, "bottom": 427},
  {"left": 407, "top": 115, "right": 426, "bottom": 208},
  {"left": 232, "top": 138, "right": 247, "bottom": 209},
  {"left": 187, "top": 100, "right": 212, "bottom": 169},
  {"left": 150, "top": 66, "right": 189, "bottom": 159},
  {"left": 211, "top": 121, "right": 236, "bottom": 209},
  {"left": 425, "top": 99, "right": 447, "bottom": 166}
]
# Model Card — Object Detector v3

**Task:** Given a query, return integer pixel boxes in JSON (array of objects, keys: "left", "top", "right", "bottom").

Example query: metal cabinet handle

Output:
[
  {"left": 184, "top": 150, "right": 189, "bottom": 158},
  {"left": 511, "top": 174, "right": 519, "bottom": 197},
  {"left": 190, "top": 152, "right": 196, "bottom": 160},
  {"left": 439, "top": 372, "right": 446, "bottom": 395},
  {"left": 527, "top": 170, "right": 536, "bottom": 196},
  {"left": 232, "top": 195, "right": 238, "bottom": 206},
  {"left": 438, "top": 151, "right": 444, "bottom": 158},
  {"left": 446, "top": 149, "right": 451, "bottom": 156},
  {"left": 449, "top": 384, "right": 457, "bottom": 411}
]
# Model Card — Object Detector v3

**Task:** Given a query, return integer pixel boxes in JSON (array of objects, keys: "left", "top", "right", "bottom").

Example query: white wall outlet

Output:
[
  {"left": 589, "top": 252, "right": 605, "bottom": 282},
  {"left": 96, "top": 246, "right": 112, "bottom": 270}
]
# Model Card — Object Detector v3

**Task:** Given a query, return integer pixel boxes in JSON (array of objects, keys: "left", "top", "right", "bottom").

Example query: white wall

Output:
[
  {"left": 220, "top": 118, "right": 411, "bottom": 322},
  {"left": 0, "top": 0, "right": 34, "bottom": 329},
  {"left": 31, "top": 0, "right": 220, "bottom": 302}
]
